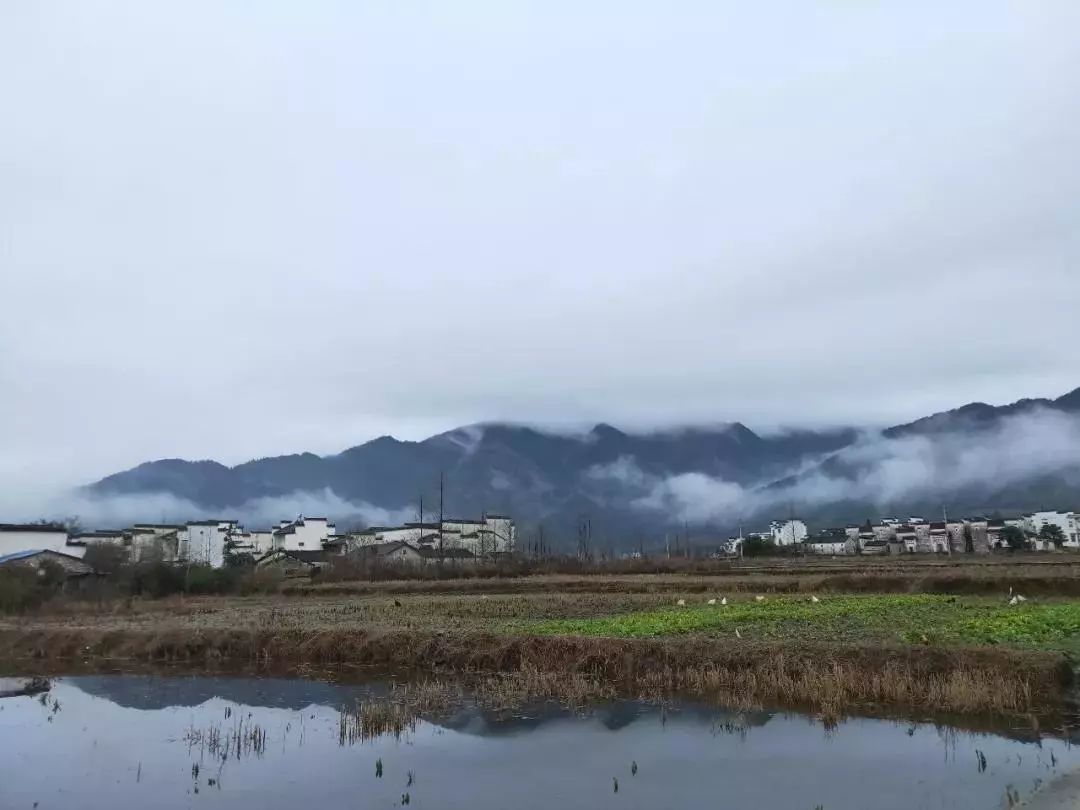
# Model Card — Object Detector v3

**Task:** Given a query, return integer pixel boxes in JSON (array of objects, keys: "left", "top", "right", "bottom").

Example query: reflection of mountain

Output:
[
  {"left": 434, "top": 700, "right": 655, "bottom": 736},
  {"left": 65, "top": 675, "right": 776, "bottom": 737},
  {"left": 67, "top": 675, "right": 379, "bottom": 712}
]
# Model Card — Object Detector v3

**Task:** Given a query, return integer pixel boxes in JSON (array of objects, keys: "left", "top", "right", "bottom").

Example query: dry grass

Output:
[
  {"left": 339, "top": 699, "right": 417, "bottom": 744},
  {"left": 288, "top": 563, "right": 1080, "bottom": 599},
  {"left": 0, "top": 623, "right": 1067, "bottom": 719},
  {"left": 4, "top": 575, "right": 1078, "bottom": 722},
  {"left": 185, "top": 715, "right": 268, "bottom": 760}
]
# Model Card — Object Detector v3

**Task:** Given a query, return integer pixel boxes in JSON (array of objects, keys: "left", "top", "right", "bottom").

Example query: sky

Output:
[{"left": 2, "top": 1, "right": 1080, "bottom": 500}]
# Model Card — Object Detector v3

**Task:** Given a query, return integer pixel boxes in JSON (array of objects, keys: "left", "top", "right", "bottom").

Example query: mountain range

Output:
[{"left": 85, "top": 386, "right": 1080, "bottom": 547}]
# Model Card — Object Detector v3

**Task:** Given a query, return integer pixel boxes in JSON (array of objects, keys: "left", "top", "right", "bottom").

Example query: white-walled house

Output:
[
  {"left": 272, "top": 517, "right": 336, "bottom": 552},
  {"left": 126, "top": 527, "right": 181, "bottom": 562},
  {"left": 132, "top": 524, "right": 185, "bottom": 561},
  {"left": 483, "top": 515, "right": 516, "bottom": 553},
  {"left": 770, "top": 519, "right": 808, "bottom": 546},
  {"left": 349, "top": 516, "right": 516, "bottom": 556},
  {"left": 70, "top": 524, "right": 184, "bottom": 564},
  {"left": 1022, "top": 511, "right": 1079, "bottom": 547},
  {"left": 0, "top": 524, "right": 78, "bottom": 558},
  {"left": 350, "top": 525, "right": 436, "bottom": 549},
  {"left": 371, "top": 540, "right": 428, "bottom": 565},
  {"left": 182, "top": 521, "right": 237, "bottom": 568},
  {"left": 68, "top": 530, "right": 126, "bottom": 559},
  {"left": 929, "top": 522, "right": 951, "bottom": 553},
  {"left": 248, "top": 531, "right": 275, "bottom": 556},
  {"left": 895, "top": 525, "right": 918, "bottom": 553},
  {"left": 230, "top": 529, "right": 279, "bottom": 558},
  {"left": 805, "top": 537, "right": 855, "bottom": 555},
  {"left": 441, "top": 519, "right": 487, "bottom": 550},
  {"left": 357, "top": 541, "right": 477, "bottom": 566}
]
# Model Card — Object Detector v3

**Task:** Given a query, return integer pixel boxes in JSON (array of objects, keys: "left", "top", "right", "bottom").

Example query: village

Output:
[
  {"left": 0, "top": 514, "right": 518, "bottom": 578},
  {"left": 726, "top": 510, "right": 1080, "bottom": 557},
  {"left": 2, "top": 506, "right": 1079, "bottom": 583}
]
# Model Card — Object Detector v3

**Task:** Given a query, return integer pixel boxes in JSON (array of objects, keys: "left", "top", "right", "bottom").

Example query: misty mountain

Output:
[
  {"left": 84, "top": 387, "right": 1080, "bottom": 545},
  {"left": 884, "top": 387, "right": 1080, "bottom": 437},
  {"left": 88, "top": 422, "right": 854, "bottom": 531}
]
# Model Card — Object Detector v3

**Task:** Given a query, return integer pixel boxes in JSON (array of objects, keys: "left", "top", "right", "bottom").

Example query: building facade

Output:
[
  {"left": 770, "top": 519, "right": 808, "bottom": 546},
  {"left": 0, "top": 524, "right": 80, "bottom": 558},
  {"left": 272, "top": 517, "right": 336, "bottom": 552}
]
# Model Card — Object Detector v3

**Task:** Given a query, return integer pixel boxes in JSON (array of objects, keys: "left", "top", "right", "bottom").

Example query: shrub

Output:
[
  {"left": 82, "top": 543, "right": 130, "bottom": 575},
  {"left": 0, "top": 563, "right": 66, "bottom": 613},
  {"left": 182, "top": 564, "right": 242, "bottom": 595},
  {"left": 0, "top": 569, "right": 46, "bottom": 613},
  {"left": 237, "top": 568, "right": 285, "bottom": 595},
  {"left": 127, "top": 561, "right": 186, "bottom": 598}
]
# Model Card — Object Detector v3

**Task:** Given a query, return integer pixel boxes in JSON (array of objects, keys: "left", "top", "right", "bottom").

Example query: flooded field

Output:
[{"left": 1, "top": 674, "right": 1077, "bottom": 809}]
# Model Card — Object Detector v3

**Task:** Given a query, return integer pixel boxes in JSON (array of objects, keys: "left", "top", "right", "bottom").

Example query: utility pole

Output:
[
  {"left": 943, "top": 504, "right": 952, "bottom": 556},
  {"left": 438, "top": 471, "right": 445, "bottom": 565},
  {"left": 578, "top": 516, "right": 592, "bottom": 561},
  {"left": 789, "top": 503, "right": 804, "bottom": 558}
]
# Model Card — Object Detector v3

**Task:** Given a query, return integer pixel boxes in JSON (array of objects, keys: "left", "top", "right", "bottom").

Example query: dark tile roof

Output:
[
  {"left": 0, "top": 523, "right": 67, "bottom": 533},
  {"left": 0, "top": 548, "right": 92, "bottom": 568},
  {"left": 416, "top": 546, "right": 475, "bottom": 559},
  {"left": 257, "top": 549, "right": 322, "bottom": 566},
  {"left": 289, "top": 550, "right": 328, "bottom": 563},
  {"left": 371, "top": 541, "right": 419, "bottom": 556}
]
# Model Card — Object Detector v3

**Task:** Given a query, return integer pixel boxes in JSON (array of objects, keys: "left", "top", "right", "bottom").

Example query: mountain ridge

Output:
[{"left": 86, "top": 386, "right": 1080, "bottom": 542}]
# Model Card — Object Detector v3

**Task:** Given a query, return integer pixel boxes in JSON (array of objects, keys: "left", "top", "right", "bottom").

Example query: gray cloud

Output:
[
  {"left": 594, "top": 409, "right": 1080, "bottom": 525},
  {"left": 0, "top": 488, "right": 411, "bottom": 532},
  {"left": 2, "top": 2, "right": 1079, "bottom": 501}
]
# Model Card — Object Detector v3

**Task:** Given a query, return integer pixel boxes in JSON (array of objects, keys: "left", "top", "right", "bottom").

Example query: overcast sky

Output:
[{"left": 2, "top": 1, "right": 1079, "bottom": 497}]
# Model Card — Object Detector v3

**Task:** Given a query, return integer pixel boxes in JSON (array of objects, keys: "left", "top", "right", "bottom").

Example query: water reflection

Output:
[{"left": 0, "top": 675, "right": 1075, "bottom": 810}]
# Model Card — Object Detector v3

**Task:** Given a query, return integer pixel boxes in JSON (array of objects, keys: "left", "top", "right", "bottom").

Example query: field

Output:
[
  {"left": 2, "top": 562, "right": 1080, "bottom": 722},
  {"left": 527, "top": 594, "right": 1080, "bottom": 653}
]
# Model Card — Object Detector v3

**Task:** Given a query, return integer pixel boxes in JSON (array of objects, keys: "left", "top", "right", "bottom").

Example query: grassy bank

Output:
[
  {"left": 1, "top": 588, "right": 1077, "bottom": 720},
  {"left": 288, "top": 565, "right": 1080, "bottom": 599},
  {"left": 0, "top": 624, "right": 1066, "bottom": 719}
]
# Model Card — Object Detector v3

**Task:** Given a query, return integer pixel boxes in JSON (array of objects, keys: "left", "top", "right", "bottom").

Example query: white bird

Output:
[
  {"left": 707, "top": 598, "right": 717, "bottom": 606},
  {"left": 810, "top": 595, "right": 820, "bottom": 604},
  {"left": 1008, "top": 595, "right": 1019, "bottom": 606},
  {"left": 676, "top": 599, "right": 686, "bottom": 606},
  {"left": 720, "top": 597, "right": 728, "bottom": 606},
  {"left": 1017, "top": 595, "right": 1027, "bottom": 603},
  {"left": 735, "top": 628, "right": 742, "bottom": 638},
  {"left": 755, "top": 595, "right": 765, "bottom": 602},
  {"left": 480, "top": 595, "right": 489, "bottom": 600}
]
